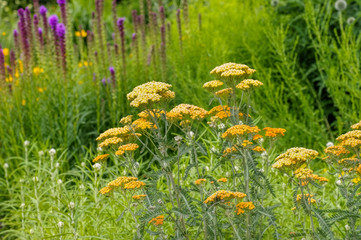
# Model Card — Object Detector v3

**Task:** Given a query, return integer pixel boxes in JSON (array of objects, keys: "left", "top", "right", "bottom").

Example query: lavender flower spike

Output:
[
  {"left": 49, "top": 15, "right": 59, "bottom": 31},
  {"left": 57, "top": 0, "right": 66, "bottom": 5},
  {"left": 56, "top": 23, "right": 66, "bottom": 37},
  {"left": 13, "top": 29, "right": 18, "bottom": 37}
]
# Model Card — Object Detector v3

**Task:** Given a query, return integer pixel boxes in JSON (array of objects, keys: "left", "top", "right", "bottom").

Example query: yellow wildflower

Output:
[
  {"left": 336, "top": 130, "right": 361, "bottom": 141},
  {"left": 296, "top": 194, "right": 316, "bottom": 204},
  {"left": 351, "top": 121, "right": 361, "bottom": 130},
  {"left": 132, "top": 194, "right": 147, "bottom": 200},
  {"left": 75, "top": 31, "right": 81, "bottom": 37},
  {"left": 217, "top": 178, "right": 227, "bottom": 183},
  {"left": 341, "top": 138, "right": 361, "bottom": 148},
  {"left": 96, "top": 127, "right": 131, "bottom": 141},
  {"left": 2, "top": 48, "right": 9, "bottom": 57},
  {"left": 272, "top": 147, "right": 319, "bottom": 170},
  {"left": 99, "top": 186, "right": 113, "bottom": 195},
  {"left": 98, "top": 137, "right": 123, "bottom": 148},
  {"left": 138, "top": 109, "right": 166, "bottom": 119},
  {"left": 123, "top": 180, "right": 146, "bottom": 189},
  {"left": 115, "top": 143, "right": 139, "bottom": 156},
  {"left": 33, "top": 67, "right": 44, "bottom": 76},
  {"left": 222, "top": 124, "right": 261, "bottom": 140},
  {"left": 132, "top": 118, "right": 156, "bottom": 130},
  {"left": 324, "top": 145, "right": 350, "bottom": 157},
  {"left": 22, "top": 99, "right": 26, "bottom": 106},
  {"left": 107, "top": 176, "right": 138, "bottom": 188},
  {"left": 203, "top": 80, "right": 224, "bottom": 91},
  {"left": 252, "top": 146, "right": 265, "bottom": 152},
  {"left": 81, "top": 29, "right": 87, "bottom": 37},
  {"left": 236, "top": 79, "right": 263, "bottom": 90},
  {"left": 92, "top": 154, "right": 110, "bottom": 163},
  {"left": 167, "top": 104, "right": 208, "bottom": 120},
  {"left": 2, "top": 32, "right": 6, "bottom": 36},
  {"left": 215, "top": 88, "right": 233, "bottom": 98},
  {"left": 204, "top": 190, "right": 246, "bottom": 204},
  {"left": 223, "top": 146, "right": 237, "bottom": 156},
  {"left": 242, "top": 140, "right": 253, "bottom": 147},
  {"left": 236, "top": 202, "right": 255, "bottom": 215},
  {"left": 263, "top": 127, "right": 286, "bottom": 137}
]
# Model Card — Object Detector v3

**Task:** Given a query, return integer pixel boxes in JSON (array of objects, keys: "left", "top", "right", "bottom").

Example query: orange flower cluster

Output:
[
  {"left": 272, "top": 147, "right": 319, "bottom": 170},
  {"left": 124, "top": 181, "right": 146, "bottom": 189},
  {"left": 132, "top": 194, "right": 147, "bottom": 200},
  {"left": 195, "top": 179, "right": 207, "bottom": 185},
  {"left": 138, "top": 109, "right": 166, "bottom": 119},
  {"left": 294, "top": 168, "right": 328, "bottom": 186},
  {"left": 222, "top": 125, "right": 260, "bottom": 140},
  {"left": 204, "top": 190, "right": 246, "bottom": 204},
  {"left": 92, "top": 154, "right": 110, "bottom": 163},
  {"left": 296, "top": 194, "right": 316, "bottom": 204},
  {"left": 263, "top": 127, "right": 286, "bottom": 138},
  {"left": 236, "top": 202, "right": 255, "bottom": 215},
  {"left": 99, "top": 176, "right": 143, "bottom": 195},
  {"left": 252, "top": 146, "right": 265, "bottom": 152},
  {"left": 223, "top": 146, "right": 238, "bottom": 156},
  {"left": 149, "top": 215, "right": 164, "bottom": 226},
  {"left": 132, "top": 118, "right": 156, "bottom": 130},
  {"left": 324, "top": 145, "right": 350, "bottom": 157},
  {"left": 217, "top": 178, "right": 228, "bottom": 183},
  {"left": 119, "top": 115, "right": 133, "bottom": 125}
]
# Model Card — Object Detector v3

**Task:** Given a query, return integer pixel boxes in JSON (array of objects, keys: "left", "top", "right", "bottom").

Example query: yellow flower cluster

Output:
[
  {"left": 75, "top": 29, "right": 87, "bottom": 37},
  {"left": 336, "top": 130, "right": 361, "bottom": 142},
  {"left": 195, "top": 179, "right": 207, "bottom": 185},
  {"left": 252, "top": 146, "right": 265, "bottom": 152},
  {"left": 132, "top": 118, "right": 156, "bottom": 130},
  {"left": 324, "top": 145, "right": 350, "bottom": 157},
  {"left": 92, "top": 154, "right": 110, "bottom": 163},
  {"left": 204, "top": 190, "right": 246, "bottom": 204},
  {"left": 132, "top": 194, "right": 147, "bottom": 200},
  {"left": 33, "top": 67, "right": 44, "bottom": 76},
  {"left": 351, "top": 121, "right": 361, "bottom": 130},
  {"left": 222, "top": 124, "right": 261, "bottom": 140},
  {"left": 263, "top": 127, "right": 286, "bottom": 138},
  {"left": 338, "top": 157, "right": 358, "bottom": 165},
  {"left": 119, "top": 115, "right": 133, "bottom": 125},
  {"left": 127, "top": 81, "right": 175, "bottom": 108},
  {"left": 98, "top": 137, "right": 123, "bottom": 148},
  {"left": 107, "top": 176, "right": 138, "bottom": 188},
  {"left": 115, "top": 143, "right": 139, "bottom": 156},
  {"left": 236, "top": 79, "right": 263, "bottom": 91},
  {"left": 217, "top": 178, "right": 227, "bottom": 183},
  {"left": 210, "top": 63, "right": 256, "bottom": 79},
  {"left": 340, "top": 138, "right": 361, "bottom": 148},
  {"left": 138, "top": 109, "right": 166, "bottom": 119},
  {"left": 294, "top": 168, "right": 328, "bottom": 185},
  {"left": 124, "top": 180, "right": 146, "bottom": 189},
  {"left": 149, "top": 215, "right": 164, "bottom": 226},
  {"left": 236, "top": 202, "right": 255, "bottom": 215},
  {"left": 223, "top": 146, "right": 237, "bottom": 156},
  {"left": 96, "top": 127, "right": 131, "bottom": 141},
  {"left": 296, "top": 194, "right": 316, "bottom": 204},
  {"left": 253, "top": 134, "right": 263, "bottom": 140},
  {"left": 215, "top": 88, "right": 233, "bottom": 98},
  {"left": 99, "top": 186, "right": 113, "bottom": 195},
  {"left": 242, "top": 140, "right": 253, "bottom": 147},
  {"left": 167, "top": 104, "right": 208, "bottom": 120},
  {"left": 272, "top": 147, "right": 319, "bottom": 170},
  {"left": 203, "top": 80, "right": 224, "bottom": 91}
]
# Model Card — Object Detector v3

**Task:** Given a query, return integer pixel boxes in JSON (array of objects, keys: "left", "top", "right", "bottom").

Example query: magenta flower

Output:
[
  {"left": 39, "top": 5, "right": 47, "bottom": 15},
  {"left": 49, "top": 15, "right": 59, "bottom": 31}
]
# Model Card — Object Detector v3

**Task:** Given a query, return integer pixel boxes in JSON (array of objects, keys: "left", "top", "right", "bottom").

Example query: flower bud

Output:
[
  {"left": 57, "top": 179, "right": 63, "bottom": 185},
  {"left": 49, "top": 148, "right": 56, "bottom": 156},
  {"left": 68, "top": 201, "right": 75, "bottom": 209},
  {"left": 3, "top": 163, "right": 9, "bottom": 169},
  {"left": 57, "top": 221, "right": 64, "bottom": 228},
  {"left": 24, "top": 140, "right": 30, "bottom": 146}
]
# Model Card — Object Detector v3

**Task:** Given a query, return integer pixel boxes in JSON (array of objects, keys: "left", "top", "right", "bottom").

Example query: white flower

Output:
[
  {"left": 149, "top": 205, "right": 156, "bottom": 210},
  {"left": 3, "top": 163, "right": 9, "bottom": 169},
  {"left": 49, "top": 148, "right": 56, "bottom": 156},
  {"left": 20, "top": 203, "right": 25, "bottom": 208},
  {"left": 97, "top": 147, "right": 103, "bottom": 152},
  {"left": 345, "top": 224, "right": 350, "bottom": 230},
  {"left": 55, "top": 162, "right": 60, "bottom": 168},
  {"left": 335, "top": 0, "right": 347, "bottom": 11},
  {"left": 326, "top": 142, "right": 334, "bottom": 147},
  {"left": 259, "top": 138, "right": 264, "bottom": 144},
  {"left": 226, "top": 172, "right": 230, "bottom": 177},
  {"left": 19, "top": 179, "right": 24, "bottom": 183},
  {"left": 218, "top": 123, "right": 225, "bottom": 130},
  {"left": 187, "top": 131, "right": 195, "bottom": 138},
  {"left": 174, "top": 135, "right": 182, "bottom": 144},
  {"left": 57, "top": 179, "right": 63, "bottom": 185},
  {"left": 134, "top": 162, "right": 140, "bottom": 168},
  {"left": 238, "top": 121, "right": 244, "bottom": 125},
  {"left": 336, "top": 180, "right": 342, "bottom": 185},
  {"left": 93, "top": 163, "right": 101, "bottom": 171},
  {"left": 68, "top": 201, "right": 75, "bottom": 209},
  {"left": 157, "top": 199, "right": 163, "bottom": 204},
  {"left": 29, "top": 229, "right": 34, "bottom": 234},
  {"left": 205, "top": 166, "right": 210, "bottom": 172},
  {"left": 24, "top": 140, "right": 30, "bottom": 146},
  {"left": 234, "top": 166, "right": 239, "bottom": 171},
  {"left": 210, "top": 147, "right": 217, "bottom": 153},
  {"left": 38, "top": 150, "right": 44, "bottom": 157},
  {"left": 260, "top": 168, "right": 264, "bottom": 173},
  {"left": 81, "top": 162, "right": 86, "bottom": 167},
  {"left": 261, "top": 151, "right": 268, "bottom": 159},
  {"left": 57, "top": 221, "right": 64, "bottom": 228},
  {"left": 32, "top": 176, "right": 38, "bottom": 182},
  {"left": 347, "top": 17, "right": 356, "bottom": 25},
  {"left": 79, "top": 184, "right": 85, "bottom": 190},
  {"left": 208, "top": 121, "right": 217, "bottom": 128}
]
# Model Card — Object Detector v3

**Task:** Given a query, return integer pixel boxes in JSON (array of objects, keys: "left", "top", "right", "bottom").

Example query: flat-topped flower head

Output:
[
  {"left": 210, "top": 63, "right": 250, "bottom": 76},
  {"left": 215, "top": 88, "right": 233, "bottom": 98},
  {"left": 272, "top": 147, "right": 318, "bottom": 170},
  {"left": 236, "top": 79, "right": 263, "bottom": 91},
  {"left": 99, "top": 186, "right": 113, "bottom": 195},
  {"left": 92, "top": 154, "right": 110, "bottom": 163},
  {"left": 338, "top": 157, "right": 358, "bottom": 166},
  {"left": 123, "top": 180, "right": 146, "bottom": 189},
  {"left": 98, "top": 137, "right": 123, "bottom": 148},
  {"left": 119, "top": 115, "right": 133, "bottom": 125},
  {"left": 351, "top": 121, "right": 361, "bottom": 130},
  {"left": 195, "top": 178, "right": 207, "bottom": 185},
  {"left": 167, "top": 104, "right": 208, "bottom": 121},
  {"left": 127, "top": 81, "right": 174, "bottom": 108},
  {"left": 138, "top": 109, "right": 166, "bottom": 119},
  {"left": 203, "top": 80, "right": 224, "bottom": 92},
  {"left": 107, "top": 176, "right": 138, "bottom": 188},
  {"left": 131, "top": 118, "right": 156, "bottom": 130},
  {"left": 204, "top": 190, "right": 246, "bottom": 204},
  {"left": 294, "top": 168, "right": 328, "bottom": 185},
  {"left": 96, "top": 127, "right": 131, "bottom": 141},
  {"left": 263, "top": 127, "right": 286, "bottom": 137},
  {"left": 336, "top": 130, "right": 361, "bottom": 142},
  {"left": 222, "top": 124, "right": 261, "bottom": 140},
  {"left": 149, "top": 215, "right": 164, "bottom": 226},
  {"left": 324, "top": 145, "right": 350, "bottom": 157},
  {"left": 132, "top": 194, "right": 147, "bottom": 200},
  {"left": 340, "top": 138, "right": 361, "bottom": 148},
  {"left": 236, "top": 202, "right": 255, "bottom": 215},
  {"left": 252, "top": 146, "right": 265, "bottom": 152},
  {"left": 296, "top": 194, "right": 316, "bottom": 204},
  {"left": 115, "top": 143, "right": 139, "bottom": 156},
  {"left": 217, "top": 178, "right": 227, "bottom": 183}
]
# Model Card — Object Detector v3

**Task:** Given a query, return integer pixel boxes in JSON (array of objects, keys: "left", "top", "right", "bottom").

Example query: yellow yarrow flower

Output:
[
  {"left": 123, "top": 180, "right": 146, "bottom": 189},
  {"left": 167, "top": 104, "right": 208, "bottom": 120},
  {"left": 115, "top": 143, "right": 139, "bottom": 156},
  {"left": 351, "top": 121, "right": 361, "bottom": 130},
  {"left": 149, "top": 215, "right": 164, "bottom": 226},
  {"left": 215, "top": 88, "right": 233, "bottom": 98},
  {"left": 132, "top": 194, "right": 147, "bottom": 200},
  {"left": 92, "top": 154, "right": 110, "bottom": 163},
  {"left": 222, "top": 124, "right": 261, "bottom": 140},
  {"left": 203, "top": 80, "right": 224, "bottom": 91},
  {"left": 195, "top": 178, "right": 207, "bottom": 185},
  {"left": 236, "top": 79, "right": 263, "bottom": 90},
  {"left": 263, "top": 127, "right": 286, "bottom": 137},
  {"left": 272, "top": 147, "right": 318, "bottom": 170},
  {"left": 217, "top": 178, "right": 227, "bottom": 183},
  {"left": 236, "top": 202, "right": 255, "bottom": 215},
  {"left": 204, "top": 190, "right": 246, "bottom": 204},
  {"left": 98, "top": 137, "right": 123, "bottom": 148}
]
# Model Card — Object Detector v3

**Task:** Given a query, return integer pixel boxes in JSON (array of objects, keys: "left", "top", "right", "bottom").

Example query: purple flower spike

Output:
[
  {"left": 132, "top": 33, "right": 136, "bottom": 40},
  {"left": 49, "top": 15, "right": 59, "bottom": 30},
  {"left": 101, "top": 78, "right": 106, "bottom": 86},
  {"left": 117, "top": 18, "right": 125, "bottom": 28},
  {"left": 13, "top": 29, "right": 18, "bottom": 37},
  {"left": 56, "top": 23, "right": 66, "bottom": 37},
  {"left": 18, "top": 8, "right": 25, "bottom": 17},
  {"left": 39, "top": 6, "right": 47, "bottom": 15},
  {"left": 38, "top": 28, "right": 43, "bottom": 35},
  {"left": 109, "top": 67, "right": 115, "bottom": 75},
  {"left": 57, "top": 0, "right": 66, "bottom": 5}
]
